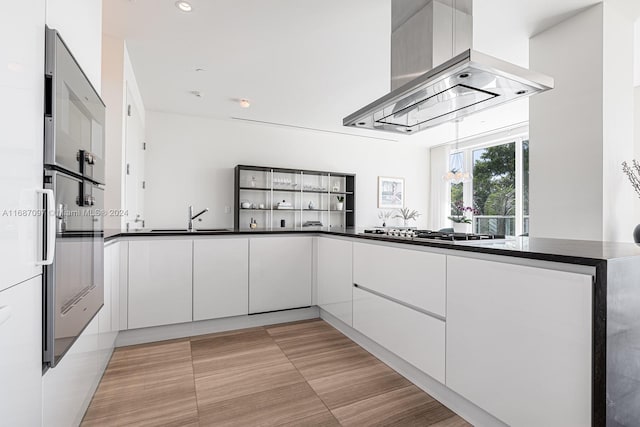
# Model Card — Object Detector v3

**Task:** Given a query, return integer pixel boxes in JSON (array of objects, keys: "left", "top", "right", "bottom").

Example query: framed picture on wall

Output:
[{"left": 378, "top": 176, "right": 404, "bottom": 208}]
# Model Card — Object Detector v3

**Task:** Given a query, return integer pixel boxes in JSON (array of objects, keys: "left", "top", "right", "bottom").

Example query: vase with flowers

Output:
[
  {"left": 448, "top": 201, "right": 478, "bottom": 233},
  {"left": 622, "top": 160, "right": 640, "bottom": 242},
  {"left": 378, "top": 210, "right": 393, "bottom": 227}
]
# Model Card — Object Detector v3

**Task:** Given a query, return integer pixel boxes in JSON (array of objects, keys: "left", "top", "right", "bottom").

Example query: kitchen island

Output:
[{"left": 103, "top": 228, "right": 640, "bottom": 427}]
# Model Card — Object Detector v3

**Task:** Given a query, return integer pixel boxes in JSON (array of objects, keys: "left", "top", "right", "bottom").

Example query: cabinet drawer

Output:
[
  {"left": 353, "top": 243, "right": 445, "bottom": 317},
  {"left": 353, "top": 286, "right": 445, "bottom": 383}
]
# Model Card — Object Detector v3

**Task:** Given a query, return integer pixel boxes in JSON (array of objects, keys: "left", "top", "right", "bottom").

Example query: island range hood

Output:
[{"left": 343, "top": 0, "right": 554, "bottom": 135}]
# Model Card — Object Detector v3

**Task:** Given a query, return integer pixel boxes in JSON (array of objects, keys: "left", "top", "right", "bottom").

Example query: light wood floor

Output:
[{"left": 82, "top": 319, "right": 471, "bottom": 426}]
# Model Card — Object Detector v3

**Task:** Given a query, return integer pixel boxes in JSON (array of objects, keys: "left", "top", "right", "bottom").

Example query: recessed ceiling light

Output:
[
  {"left": 239, "top": 99, "right": 251, "bottom": 108},
  {"left": 190, "top": 90, "right": 203, "bottom": 98},
  {"left": 195, "top": 67, "right": 206, "bottom": 72},
  {"left": 175, "top": 1, "right": 192, "bottom": 12}
]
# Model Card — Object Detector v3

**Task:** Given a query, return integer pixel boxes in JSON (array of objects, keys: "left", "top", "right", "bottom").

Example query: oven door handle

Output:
[{"left": 36, "top": 189, "right": 56, "bottom": 266}]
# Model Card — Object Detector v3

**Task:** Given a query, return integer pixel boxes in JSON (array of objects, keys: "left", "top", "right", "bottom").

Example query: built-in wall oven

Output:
[{"left": 43, "top": 27, "right": 105, "bottom": 367}]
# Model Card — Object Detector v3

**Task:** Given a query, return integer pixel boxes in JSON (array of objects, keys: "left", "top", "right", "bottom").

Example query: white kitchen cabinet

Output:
[
  {"left": 0, "top": 277, "right": 42, "bottom": 426},
  {"left": 110, "top": 242, "right": 121, "bottom": 332},
  {"left": 43, "top": 314, "right": 100, "bottom": 427},
  {"left": 98, "top": 242, "right": 119, "bottom": 370},
  {"left": 249, "top": 236, "right": 312, "bottom": 313},
  {"left": 353, "top": 286, "right": 445, "bottom": 383},
  {"left": 128, "top": 239, "right": 193, "bottom": 329},
  {"left": 118, "top": 241, "right": 129, "bottom": 329},
  {"left": 0, "top": 0, "right": 45, "bottom": 292},
  {"left": 317, "top": 237, "right": 353, "bottom": 325},
  {"left": 193, "top": 238, "right": 249, "bottom": 321},
  {"left": 446, "top": 256, "right": 592, "bottom": 427},
  {"left": 353, "top": 242, "right": 446, "bottom": 317}
]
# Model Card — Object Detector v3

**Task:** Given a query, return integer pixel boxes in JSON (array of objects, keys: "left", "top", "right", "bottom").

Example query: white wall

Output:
[
  {"left": 102, "top": 35, "right": 125, "bottom": 233},
  {"left": 603, "top": 3, "right": 636, "bottom": 242},
  {"left": 635, "top": 19, "right": 640, "bottom": 87},
  {"left": 102, "top": 37, "right": 146, "bottom": 233},
  {"left": 45, "top": 0, "right": 102, "bottom": 91},
  {"left": 634, "top": 87, "right": 640, "bottom": 217},
  {"left": 144, "top": 111, "right": 430, "bottom": 230},
  {"left": 530, "top": 3, "right": 636, "bottom": 242}
]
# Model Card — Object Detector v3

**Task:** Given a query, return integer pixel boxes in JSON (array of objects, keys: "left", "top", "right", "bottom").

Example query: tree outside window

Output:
[
  {"left": 473, "top": 142, "right": 516, "bottom": 235},
  {"left": 446, "top": 137, "right": 528, "bottom": 236}
]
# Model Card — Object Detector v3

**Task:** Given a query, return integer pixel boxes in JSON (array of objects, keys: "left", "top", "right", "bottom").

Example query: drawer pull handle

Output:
[
  {"left": 353, "top": 283, "right": 446, "bottom": 322},
  {"left": 0, "top": 305, "right": 12, "bottom": 327}
]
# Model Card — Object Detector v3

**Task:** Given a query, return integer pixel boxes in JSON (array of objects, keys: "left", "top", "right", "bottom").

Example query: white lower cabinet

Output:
[
  {"left": 446, "top": 256, "right": 592, "bottom": 427},
  {"left": 317, "top": 237, "right": 353, "bottom": 326},
  {"left": 249, "top": 236, "right": 312, "bottom": 313},
  {"left": 0, "top": 277, "right": 42, "bottom": 427},
  {"left": 99, "top": 243, "right": 119, "bottom": 370},
  {"left": 353, "top": 286, "right": 445, "bottom": 383},
  {"left": 43, "top": 315, "right": 101, "bottom": 427},
  {"left": 353, "top": 242, "right": 446, "bottom": 317},
  {"left": 193, "top": 238, "right": 249, "bottom": 321},
  {"left": 128, "top": 239, "right": 193, "bottom": 329}
]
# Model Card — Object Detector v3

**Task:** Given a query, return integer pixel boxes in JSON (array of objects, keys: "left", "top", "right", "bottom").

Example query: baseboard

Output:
[
  {"left": 115, "top": 307, "right": 320, "bottom": 347},
  {"left": 320, "top": 309, "right": 507, "bottom": 427}
]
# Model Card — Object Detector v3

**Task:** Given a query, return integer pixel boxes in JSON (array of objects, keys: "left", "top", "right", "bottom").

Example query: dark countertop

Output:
[{"left": 104, "top": 227, "right": 640, "bottom": 265}]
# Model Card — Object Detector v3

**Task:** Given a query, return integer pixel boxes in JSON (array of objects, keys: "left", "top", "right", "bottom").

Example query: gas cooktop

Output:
[{"left": 361, "top": 229, "right": 504, "bottom": 241}]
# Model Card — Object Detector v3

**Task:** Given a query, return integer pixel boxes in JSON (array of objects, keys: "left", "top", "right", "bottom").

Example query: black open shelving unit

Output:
[{"left": 234, "top": 165, "right": 356, "bottom": 230}]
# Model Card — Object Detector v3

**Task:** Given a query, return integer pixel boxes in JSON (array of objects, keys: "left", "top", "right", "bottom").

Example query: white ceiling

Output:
[{"left": 104, "top": 0, "right": 622, "bottom": 146}]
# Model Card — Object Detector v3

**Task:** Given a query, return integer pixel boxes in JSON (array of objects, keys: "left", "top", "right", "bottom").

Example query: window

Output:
[{"left": 447, "top": 136, "right": 529, "bottom": 236}]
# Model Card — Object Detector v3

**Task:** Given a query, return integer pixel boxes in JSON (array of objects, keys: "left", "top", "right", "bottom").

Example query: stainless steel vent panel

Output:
[{"left": 344, "top": 49, "right": 554, "bottom": 134}]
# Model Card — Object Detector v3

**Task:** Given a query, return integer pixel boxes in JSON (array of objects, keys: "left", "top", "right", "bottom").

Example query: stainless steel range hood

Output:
[{"left": 343, "top": 0, "right": 554, "bottom": 135}]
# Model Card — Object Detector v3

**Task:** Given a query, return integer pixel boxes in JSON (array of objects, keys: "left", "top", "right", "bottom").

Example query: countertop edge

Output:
[{"left": 104, "top": 229, "right": 615, "bottom": 267}]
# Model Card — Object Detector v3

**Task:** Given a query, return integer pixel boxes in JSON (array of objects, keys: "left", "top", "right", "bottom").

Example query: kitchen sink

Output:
[{"left": 149, "top": 228, "right": 231, "bottom": 233}]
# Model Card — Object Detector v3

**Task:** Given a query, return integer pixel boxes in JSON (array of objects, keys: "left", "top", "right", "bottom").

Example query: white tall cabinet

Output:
[
  {"left": 0, "top": 0, "right": 45, "bottom": 292},
  {"left": 249, "top": 236, "right": 313, "bottom": 313},
  {"left": 446, "top": 256, "right": 592, "bottom": 427},
  {"left": 0, "top": 1, "right": 45, "bottom": 425},
  {"left": 317, "top": 237, "right": 353, "bottom": 326},
  {"left": 193, "top": 238, "right": 249, "bottom": 321}
]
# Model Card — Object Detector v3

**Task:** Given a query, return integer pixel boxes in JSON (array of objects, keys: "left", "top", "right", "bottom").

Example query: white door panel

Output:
[
  {"left": 0, "top": 277, "right": 42, "bottom": 426},
  {"left": 0, "top": 0, "right": 45, "bottom": 291},
  {"left": 317, "top": 237, "right": 353, "bottom": 325},
  {"left": 249, "top": 237, "right": 312, "bottom": 313},
  {"left": 128, "top": 239, "right": 192, "bottom": 329},
  {"left": 446, "top": 256, "right": 592, "bottom": 426},
  {"left": 193, "top": 238, "right": 249, "bottom": 321}
]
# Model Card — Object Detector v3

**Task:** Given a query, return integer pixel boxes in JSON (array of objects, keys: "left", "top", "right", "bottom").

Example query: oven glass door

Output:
[
  {"left": 45, "top": 29, "right": 105, "bottom": 184},
  {"left": 44, "top": 171, "right": 104, "bottom": 367}
]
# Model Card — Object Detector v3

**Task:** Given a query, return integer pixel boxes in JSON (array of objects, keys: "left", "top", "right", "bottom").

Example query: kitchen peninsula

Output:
[{"left": 103, "top": 228, "right": 640, "bottom": 426}]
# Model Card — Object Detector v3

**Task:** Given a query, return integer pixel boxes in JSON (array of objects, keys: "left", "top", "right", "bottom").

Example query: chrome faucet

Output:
[{"left": 188, "top": 205, "right": 209, "bottom": 232}]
